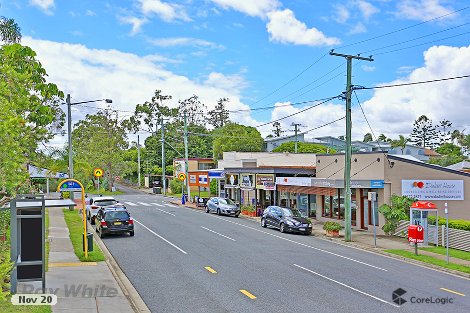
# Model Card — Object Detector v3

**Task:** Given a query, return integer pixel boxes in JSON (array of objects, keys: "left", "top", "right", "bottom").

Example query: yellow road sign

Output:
[
  {"left": 178, "top": 173, "right": 186, "bottom": 181},
  {"left": 94, "top": 168, "right": 104, "bottom": 178}
]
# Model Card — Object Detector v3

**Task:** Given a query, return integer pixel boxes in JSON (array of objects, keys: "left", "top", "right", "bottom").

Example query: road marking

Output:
[
  {"left": 49, "top": 262, "right": 97, "bottom": 267},
  {"left": 293, "top": 264, "right": 399, "bottom": 307},
  {"left": 240, "top": 290, "right": 257, "bottom": 299},
  {"left": 137, "top": 202, "right": 151, "bottom": 206},
  {"left": 133, "top": 219, "right": 187, "bottom": 254},
  {"left": 200, "top": 226, "right": 236, "bottom": 241},
  {"left": 166, "top": 204, "right": 178, "bottom": 208},
  {"left": 151, "top": 203, "right": 164, "bottom": 207},
  {"left": 205, "top": 266, "right": 217, "bottom": 274},
  {"left": 124, "top": 202, "right": 137, "bottom": 206},
  {"left": 440, "top": 288, "right": 466, "bottom": 297},
  {"left": 211, "top": 216, "right": 387, "bottom": 271},
  {"left": 156, "top": 208, "right": 176, "bottom": 216}
]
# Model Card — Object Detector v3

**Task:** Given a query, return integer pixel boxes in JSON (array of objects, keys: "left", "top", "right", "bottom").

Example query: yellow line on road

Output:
[
  {"left": 49, "top": 262, "right": 97, "bottom": 267},
  {"left": 205, "top": 266, "right": 217, "bottom": 274},
  {"left": 440, "top": 288, "right": 466, "bottom": 297},
  {"left": 240, "top": 289, "right": 257, "bottom": 299}
]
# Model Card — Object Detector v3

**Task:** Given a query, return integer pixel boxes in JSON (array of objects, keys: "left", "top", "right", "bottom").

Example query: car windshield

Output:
[
  {"left": 95, "top": 200, "right": 117, "bottom": 206},
  {"left": 219, "top": 198, "right": 235, "bottom": 205},
  {"left": 281, "top": 208, "right": 302, "bottom": 217},
  {"left": 105, "top": 211, "right": 129, "bottom": 220}
]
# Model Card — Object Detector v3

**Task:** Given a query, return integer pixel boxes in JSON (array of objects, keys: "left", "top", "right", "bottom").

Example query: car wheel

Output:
[
  {"left": 206, "top": 206, "right": 210, "bottom": 213},
  {"left": 87, "top": 213, "right": 90, "bottom": 220},
  {"left": 217, "top": 208, "right": 221, "bottom": 216},
  {"left": 280, "top": 223, "right": 286, "bottom": 233},
  {"left": 98, "top": 229, "right": 104, "bottom": 238},
  {"left": 90, "top": 216, "right": 95, "bottom": 225},
  {"left": 261, "top": 218, "right": 267, "bottom": 228},
  {"left": 129, "top": 231, "right": 135, "bottom": 237},
  {"left": 305, "top": 231, "right": 312, "bottom": 236},
  {"left": 235, "top": 213, "right": 240, "bottom": 218}
]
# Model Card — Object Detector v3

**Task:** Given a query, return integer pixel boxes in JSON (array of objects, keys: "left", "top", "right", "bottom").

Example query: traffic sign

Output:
[
  {"left": 115, "top": 176, "right": 121, "bottom": 181},
  {"left": 178, "top": 173, "right": 186, "bottom": 181},
  {"left": 94, "top": 168, "right": 104, "bottom": 178}
]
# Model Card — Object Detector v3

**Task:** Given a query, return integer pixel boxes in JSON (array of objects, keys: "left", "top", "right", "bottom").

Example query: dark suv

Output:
[
  {"left": 95, "top": 207, "right": 134, "bottom": 238},
  {"left": 261, "top": 206, "right": 312, "bottom": 235}
]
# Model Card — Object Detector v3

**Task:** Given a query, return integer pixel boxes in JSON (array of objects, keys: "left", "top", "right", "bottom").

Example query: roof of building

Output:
[
  {"left": 424, "top": 148, "right": 441, "bottom": 156},
  {"left": 388, "top": 154, "right": 470, "bottom": 178},
  {"left": 446, "top": 160, "right": 470, "bottom": 170},
  {"left": 264, "top": 133, "right": 304, "bottom": 142},
  {"left": 28, "top": 164, "right": 68, "bottom": 179},
  {"left": 173, "top": 158, "right": 214, "bottom": 162}
]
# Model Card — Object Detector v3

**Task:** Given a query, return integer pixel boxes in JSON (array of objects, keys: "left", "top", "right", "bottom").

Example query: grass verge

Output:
[
  {"left": 86, "top": 188, "right": 123, "bottom": 196},
  {"left": 62, "top": 209, "right": 105, "bottom": 262},
  {"left": 421, "top": 246, "right": 470, "bottom": 261},
  {"left": 385, "top": 249, "right": 470, "bottom": 274},
  {"left": 0, "top": 299, "right": 51, "bottom": 313}
]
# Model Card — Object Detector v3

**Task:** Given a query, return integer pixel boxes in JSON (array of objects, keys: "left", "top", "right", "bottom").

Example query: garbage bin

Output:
[
  {"left": 83, "top": 232, "right": 93, "bottom": 252},
  {"left": 153, "top": 187, "right": 161, "bottom": 194}
]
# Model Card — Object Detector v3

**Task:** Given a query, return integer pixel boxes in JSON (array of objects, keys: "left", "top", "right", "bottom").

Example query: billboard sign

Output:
[{"left": 402, "top": 180, "right": 464, "bottom": 200}]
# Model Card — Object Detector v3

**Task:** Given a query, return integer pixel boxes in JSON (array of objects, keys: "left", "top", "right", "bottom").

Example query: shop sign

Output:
[
  {"left": 240, "top": 173, "right": 255, "bottom": 190},
  {"left": 208, "top": 170, "right": 224, "bottom": 179},
  {"left": 263, "top": 182, "right": 276, "bottom": 190},
  {"left": 256, "top": 174, "right": 275, "bottom": 189},
  {"left": 189, "top": 174, "right": 197, "bottom": 185},
  {"left": 276, "top": 177, "right": 312, "bottom": 186},
  {"left": 311, "top": 178, "right": 336, "bottom": 188},
  {"left": 402, "top": 180, "right": 464, "bottom": 200},
  {"left": 225, "top": 173, "right": 239, "bottom": 188},
  {"left": 198, "top": 174, "right": 208, "bottom": 186}
]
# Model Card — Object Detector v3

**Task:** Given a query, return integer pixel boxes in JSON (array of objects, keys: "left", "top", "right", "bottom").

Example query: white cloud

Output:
[
  {"left": 139, "top": 0, "right": 191, "bottom": 22},
  {"left": 204, "top": 72, "right": 248, "bottom": 95},
  {"left": 333, "top": 5, "right": 350, "bottom": 23},
  {"left": 148, "top": 37, "right": 224, "bottom": 49},
  {"left": 210, "top": 0, "right": 280, "bottom": 18},
  {"left": 355, "top": 0, "right": 379, "bottom": 19},
  {"left": 120, "top": 16, "right": 148, "bottom": 35},
  {"left": 349, "top": 22, "right": 367, "bottom": 34},
  {"left": 361, "top": 45, "right": 470, "bottom": 139},
  {"left": 266, "top": 9, "right": 340, "bottom": 47},
  {"left": 361, "top": 65, "right": 375, "bottom": 72},
  {"left": 85, "top": 10, "right": 96, "bottom": 17},
  {"left": 30, "top": 0, "right": 54, "bottom": 15},
  {"left": 396, "top": 0, "right": 454, "bottom": 21}
]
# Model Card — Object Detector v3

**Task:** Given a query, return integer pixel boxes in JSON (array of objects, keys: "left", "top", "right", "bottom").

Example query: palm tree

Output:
[
  {"left": 363, "top": 133, "right": 373, "bottom": 142},
  {"left": 451, "top": 129, "right": 465, "bottom": 146},
  {"left": 391, "top": 135, "right": 409, "bottom": 154},
  {"left": 0, "top": 16, "right": 21, "bottom": 44},
  {"left": 378, "top": 134, "right": 388, "bottom": 142}
]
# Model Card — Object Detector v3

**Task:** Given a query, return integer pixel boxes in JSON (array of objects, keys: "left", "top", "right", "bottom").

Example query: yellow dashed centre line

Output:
[
  {"left": 49, "top": 262, "right": 97, "bottom": 267},
  {"left": 240, "top": 289, "right": 257, "bottom": 299},
  {"left": 205, "top": 266, "right": 217, "bottom": 274},
  {"left": 440, "top": 288, "right": 466, "bottom": 297}
]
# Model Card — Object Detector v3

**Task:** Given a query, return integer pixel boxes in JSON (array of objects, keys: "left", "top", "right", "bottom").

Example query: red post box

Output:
[{"left": 408, "top": 225, "right": 424, "bottom": 243}]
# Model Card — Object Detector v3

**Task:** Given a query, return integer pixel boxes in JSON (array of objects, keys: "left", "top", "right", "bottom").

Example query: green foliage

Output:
[
  {"left": 429, "top": 142, "right": 466, "bottom": 167},
  {"left": 0, "top": 16, "right": 21, "bottom": 44},
  {"left": 208, "top": 97, "right": 230, "bottom": 128},
  {"left": 363, "top": 133, "right": 373, "bottom": 142},
  {"left": 272, "top": 142, "right": 335, "bottom": 154},
  {"left": 0, "top": 211, "right": 12, "bottom": 301},
  {"left": 379, "top": 195, "right": 415, "bottom": 235},
  {"left": 210, "top": 178, "right": 217, "bottom": 195},
  {"left": 410, "top": 115, "right": 438, "bottom": 148},
  {"left": 436, "top": 143, "right": 462, "bottom": 155},
  {"left": 212, "top": 123, "right": 264, "bottom": 159},
  {"left": 323, "top": 221, "right": 342, "bottom": 231},
  {"left": 241, "top": 205, "right": 255, "bottom": 212},
  {"left": 390, "top": 135, "right": 409, "bottom": 154},
  {"left": 427, "top": 216, "right": 470, "bottom": 231},
  {"left": 169, "top": 178, "right": 183, "bottom": 194}
]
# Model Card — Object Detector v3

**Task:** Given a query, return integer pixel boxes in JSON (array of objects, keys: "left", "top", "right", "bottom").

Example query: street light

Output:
[{"left": 66, "top": 94, "right": 112, "bottom": 196}]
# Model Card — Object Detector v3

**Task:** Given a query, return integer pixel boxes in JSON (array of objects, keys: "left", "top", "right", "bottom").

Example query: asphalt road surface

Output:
[{"left": 97, "top": 186, "right": 470, "bottom": 313}]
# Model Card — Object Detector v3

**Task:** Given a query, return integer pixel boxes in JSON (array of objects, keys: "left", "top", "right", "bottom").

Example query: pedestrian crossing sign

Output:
[
  {"left": 94, "top": 168, "right": 104, "bottom": 178},
  {"left": 178, "top": 173, "right": 186, "bottom": 181}
]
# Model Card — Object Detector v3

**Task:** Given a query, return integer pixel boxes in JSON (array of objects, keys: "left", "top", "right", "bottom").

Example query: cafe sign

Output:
[
  {"left": 256, "top": 174, "right": 275, "bottom": 190},
  {"left": 402, "top": 180, "right": 464, "bottom": 200}
]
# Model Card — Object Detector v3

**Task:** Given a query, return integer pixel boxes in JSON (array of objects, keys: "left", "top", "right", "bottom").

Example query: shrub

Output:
[
  {"left": 0, "top": 211, "right": 12, "bottom": 301},
  {"left": 169, "top": 178, "right": 183, "bottom": 194},
  {"left": 428, "top": 216, "right": 470, "bottom": 231},
  {"left": 210, "top": 178, "right": 217, "bottom": 195},
  {"left": 379, "top": 195, "right": 415, "bottom": 235},
  {"left": 241, "top": 205, "right": 255, "bottom": 212},
  {"left": 323, "top": 221, "right": 342, "bottom": 231}
]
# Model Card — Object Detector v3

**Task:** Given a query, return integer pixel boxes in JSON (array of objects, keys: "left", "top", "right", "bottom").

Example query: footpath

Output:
[{"left": 17, "top": 208, "right": 146, "bottom": 313}]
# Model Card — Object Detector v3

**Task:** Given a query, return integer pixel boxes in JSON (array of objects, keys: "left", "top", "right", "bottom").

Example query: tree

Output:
[
  {"left": 178, "top": 94, "right": 207, "bottom": 126},
  {"left": 208, "top": 97, "right": 230, "bottom": 128},
  {"left": 377, "top": 134, "right": 388, "bottom": 142},
  {"left": 391, "top": 135, "right": 409, "bottom": 154},
  {"left": 272, "top": 142, "right": 336, "bottom": 154},
  {"left": 72, "top": 111, "right": 129, "bottom": 191},
  {"left": 0, "top": 43, "right": 65, "bottom": 206},
  {"left": 338, "top": 135, "right": 345, "bottom": 141},
  {"left": 409, "top": 115, "right": 438, "bottom": 148},
  {"left": 363, "top": 133, "right": 373, "bottom": 142},
  {"left": 451, "top": 129, "right": 465, "bottom": 146},
  {"left": 428, "top": 142, "right": 466, "bottom": 167},
  {"left": 437, "top": 119, "right": 452, "bottom": 144},
  {"left": 0, "top": 16, "right": 21, "bottom": 44},
  {"left": 212, "top": 123, "right": 264, "bottom": 159},
  {"left": 272, "top": 122, "right": 282, "bottom": 137},
  {"left": 379, "top": 195, "right": 416, "bottom": 235}
]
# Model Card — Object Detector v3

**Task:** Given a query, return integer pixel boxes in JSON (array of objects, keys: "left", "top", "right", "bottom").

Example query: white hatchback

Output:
[{"left": 86, "top": 196, "right": 125, "bottom": 224}]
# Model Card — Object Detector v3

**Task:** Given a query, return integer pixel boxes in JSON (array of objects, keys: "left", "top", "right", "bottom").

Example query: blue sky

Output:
[{"left": 2, "top": 0, "right": 470, "bottom": 147}]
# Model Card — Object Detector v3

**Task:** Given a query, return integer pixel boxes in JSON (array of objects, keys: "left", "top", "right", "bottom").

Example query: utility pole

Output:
[
  {"left": 66, "top": 94, "right": 74, "bottom": 200},
  {"left": 291, "top": 122, "right": 301, "bottom": 153},
  {"left": 330, "top": 50, "right": 373, "bottom": 242},
  {"left": 183, "top": 111, "right": 191, "bottom": 201},
  {"left": 137, "top": 135, "right": 141, "bottom": 187},
  {"left": 161, "top": 118, "right": 166, "bottom": 195}
]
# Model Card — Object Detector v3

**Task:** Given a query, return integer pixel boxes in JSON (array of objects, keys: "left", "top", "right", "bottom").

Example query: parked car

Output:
[
  {"left": 206, "top": 197, "right": 240, "bottom": 217},
  {"left": 261, "top": 206, "right": 312, "bottom": 235},
  {"left": 86, "top": 196, "right": 125, "bottom": 224},
  {"left": 95, "top": 207, "right": 134, "bottom": 238}
]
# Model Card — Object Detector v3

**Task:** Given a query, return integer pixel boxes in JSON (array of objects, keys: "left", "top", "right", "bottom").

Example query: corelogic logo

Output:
[{"left": 392, "top": 288, "right": 407, "bottom": 305}]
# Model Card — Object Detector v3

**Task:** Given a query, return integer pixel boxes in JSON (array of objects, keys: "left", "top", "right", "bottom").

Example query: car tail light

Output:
[
  {"left": 128, "top": 218, "right": 134, "bottom": 225},
  {"left": 100, "top": 220, "right": 107, "bottom": 227},
  {"left": 92, "top": 205, "right": 98, "bottom": 210}
]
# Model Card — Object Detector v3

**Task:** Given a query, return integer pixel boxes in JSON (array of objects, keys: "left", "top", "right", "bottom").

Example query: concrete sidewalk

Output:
[{"left": 17, "top": 208, "right": 135, "bottom": 313}]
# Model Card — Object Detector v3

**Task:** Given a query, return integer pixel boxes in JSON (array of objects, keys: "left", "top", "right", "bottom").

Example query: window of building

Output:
[
  {"left": 198, "top": 162, "right": 215, "bottom": 170},
  {"left": 322, "top": 195, "right": 331, "bottom": 217}
]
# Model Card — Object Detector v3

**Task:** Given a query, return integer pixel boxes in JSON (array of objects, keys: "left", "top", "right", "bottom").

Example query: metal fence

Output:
[{"left": 394, "top": 220, "right": 470, "bottom": 252}]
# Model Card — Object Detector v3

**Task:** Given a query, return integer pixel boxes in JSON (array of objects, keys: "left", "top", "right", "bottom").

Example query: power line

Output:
[{"left": 356, "top": 74, "right": 470, "bottom": 90}]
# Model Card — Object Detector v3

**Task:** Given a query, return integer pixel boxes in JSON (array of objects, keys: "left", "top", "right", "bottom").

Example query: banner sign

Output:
[
  {"left": 198, "top": 174, "right": 208, "bottom": 186},
  {"left": 256, "top": 174, "right": 275, "bottom": 189},
  {"left": 225, "top": 173, "right": 239, "bottom": 188},
  {"left": 240, "top": 174, "right": 255, "bottom": 190},
  {"left": 188, "top": 172, "right": 210, "bottom": 187},
  {"left": 59, "top": 181, "right": 82, "bottom": 192},
  {"left": 402, "top": 180, "right": 464, "bottom": 200}
]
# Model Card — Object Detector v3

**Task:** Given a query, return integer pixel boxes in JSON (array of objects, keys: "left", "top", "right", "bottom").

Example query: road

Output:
[{"left": 97, "top": 186, "right": 470, "bottom": 313}]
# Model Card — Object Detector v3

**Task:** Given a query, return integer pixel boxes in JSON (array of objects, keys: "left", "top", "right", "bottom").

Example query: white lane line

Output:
[
  {"left": 151, "top": 203, "right": 164, "bottom": 207},
  {"left": 293, "top": 264, "right": 399, "bottom": 307},
  {"left": 200, "top": 226, "right": 236, "bottom": 241},
  {"left": 166, "top": 204, "right": 178, "bottom": 208},
  {"left": 137, "top": 202, "right": 151, "bottom": 206},
  {"left": 134, "top": 219, "right": 187, "bottom": 254},
  {"left": 210, "top": 216, "right": 387, "bottom": 271},
  {"left": 124, "top": 202, "right": 137, "bottom": 207},
  {"left": 156, "top": 208, "right": 176, "bottom": 217}
]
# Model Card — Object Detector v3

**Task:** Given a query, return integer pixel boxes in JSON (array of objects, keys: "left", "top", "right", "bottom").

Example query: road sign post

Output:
[
  {"left": 58, "top": 179, "right": 88, "bottom": 258},
  {"left": 178, "top": 173, "right": 186, "bottom": 204},
  {"left": 94, "top": 168, "right": 104, "bottom": 193}
]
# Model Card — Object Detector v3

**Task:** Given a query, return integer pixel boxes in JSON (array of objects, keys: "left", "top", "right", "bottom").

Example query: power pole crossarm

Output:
[{"left": 330, "top": 51, "right": 373, "bottom": 242}]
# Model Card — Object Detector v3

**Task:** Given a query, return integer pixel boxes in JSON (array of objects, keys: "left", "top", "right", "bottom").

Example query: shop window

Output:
[
  {"left": 309, "top": 194, "right": 316, "bottom": 218},
  {"left": 322, "top": 195, "right": 331, "bottom": 217}
]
